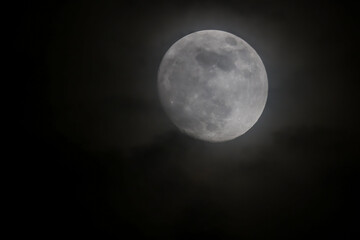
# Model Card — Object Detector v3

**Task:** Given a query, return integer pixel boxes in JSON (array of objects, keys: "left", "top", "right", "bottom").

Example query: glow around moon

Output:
[{"left": 157, "top": 30, "right": 268, "bottom": 142}]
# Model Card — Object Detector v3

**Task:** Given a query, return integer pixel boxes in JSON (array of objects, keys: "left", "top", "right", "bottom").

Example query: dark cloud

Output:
[
  {"left": 126, "top": 125, "right": 358, "bottom": 237},
  {"left": 37, "top": 125, "right": 356, "bottom": 238}
]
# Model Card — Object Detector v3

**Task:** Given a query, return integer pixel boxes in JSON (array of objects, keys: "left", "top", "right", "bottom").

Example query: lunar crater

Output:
[{"left": 225, "top": 36, "right": 237, "bottom": 46}]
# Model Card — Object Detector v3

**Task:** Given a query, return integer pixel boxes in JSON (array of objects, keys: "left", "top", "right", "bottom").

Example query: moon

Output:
[{"left": 157, "top": 30, "right": 268, "bottom": 142}]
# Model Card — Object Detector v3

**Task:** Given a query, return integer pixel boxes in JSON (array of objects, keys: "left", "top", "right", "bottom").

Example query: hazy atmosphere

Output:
[{"left": 16, "top": 0, "right": 359, "bottom": 238}]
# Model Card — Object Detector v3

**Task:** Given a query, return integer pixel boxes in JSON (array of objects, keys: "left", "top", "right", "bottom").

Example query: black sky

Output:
[{"left": 16, "top": 0, "right": 359, "bottom": 238}]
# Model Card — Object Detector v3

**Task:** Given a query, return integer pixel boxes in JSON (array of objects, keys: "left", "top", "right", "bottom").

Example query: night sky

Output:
[{"left": 17, "top": 0, "right": 359, "bottom": 238}]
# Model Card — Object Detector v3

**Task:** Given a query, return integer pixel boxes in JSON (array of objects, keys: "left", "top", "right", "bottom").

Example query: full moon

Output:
[{"left": 158, "top": 30, "right": 268, "bottom": 142}]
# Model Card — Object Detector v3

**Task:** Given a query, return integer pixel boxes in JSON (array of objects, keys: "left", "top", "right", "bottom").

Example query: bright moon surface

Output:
[{"left": 157, "top": 30, "right": 268, "bottom": 142}]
